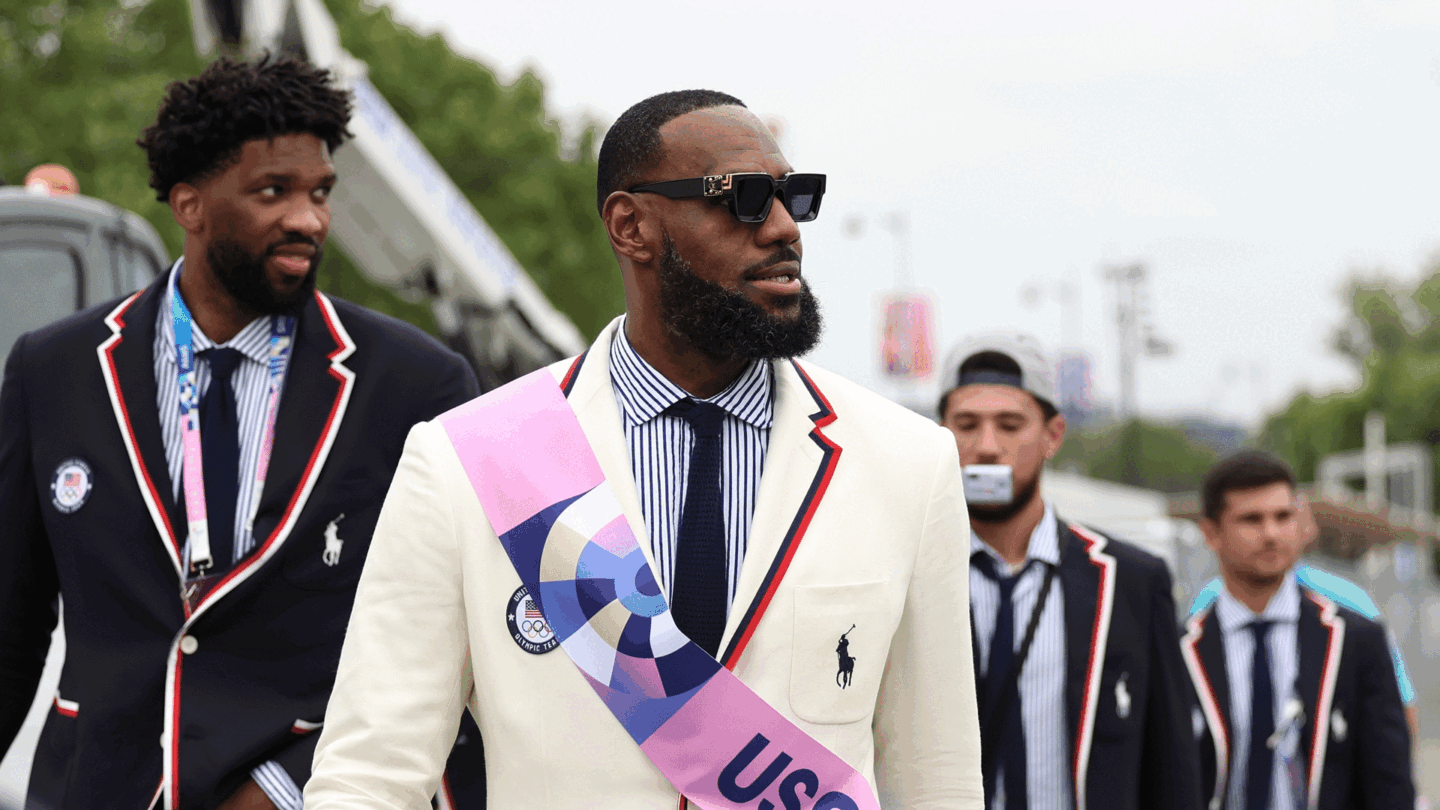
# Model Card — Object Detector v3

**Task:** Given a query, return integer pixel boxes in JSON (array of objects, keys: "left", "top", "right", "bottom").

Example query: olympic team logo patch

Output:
[
  {"left": 507, "top": 585, "right": 557, "bottom": 654},
  {"left": 50, "top": 458, "right": 93, "bottom": 514}
]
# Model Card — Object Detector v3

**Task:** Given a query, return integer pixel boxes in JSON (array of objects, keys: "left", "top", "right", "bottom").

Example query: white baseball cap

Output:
[{"left": 941, "top": 331, "right": 1056, "bottom": 409}]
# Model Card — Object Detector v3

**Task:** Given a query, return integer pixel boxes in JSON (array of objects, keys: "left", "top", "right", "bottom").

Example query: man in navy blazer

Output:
[
  {"left": 0, "top": 56, "right": 483, "bottom": 809},
  {"left": 1183, "top": 451, "right": 1413, "bottom": 810},
  {"left": 940, "top": 332, "right": 1201, "bottom": 810}
]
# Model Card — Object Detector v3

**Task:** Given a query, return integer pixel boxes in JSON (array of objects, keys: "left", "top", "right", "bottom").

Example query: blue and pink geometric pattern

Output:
[{"left": 500, "top": 481, "right": 722, "bottom": 743}]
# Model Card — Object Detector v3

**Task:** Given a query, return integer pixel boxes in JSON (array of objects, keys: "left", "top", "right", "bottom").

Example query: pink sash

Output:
[{"left": 439, "top": 368, "right": 876, "bottom": 810}]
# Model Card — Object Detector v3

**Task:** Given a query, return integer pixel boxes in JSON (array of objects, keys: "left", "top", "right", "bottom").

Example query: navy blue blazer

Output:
[
  {"left": 1053, "top": 521, "right": 1202, "bottom": 810},
  {"left": 0, "top": 273, "right": 483, "bottom": 809},
  {"left": 1183, "top": 583, "right": 1414, "bottom": 810}
]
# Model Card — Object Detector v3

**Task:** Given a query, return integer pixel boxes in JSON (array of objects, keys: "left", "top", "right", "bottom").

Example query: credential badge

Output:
[
  {"left": 50, "top": 458, "right": 93, "bottom": 514},
  {"left": 507, "top": 585, "right": 557, "bottom": 655}
]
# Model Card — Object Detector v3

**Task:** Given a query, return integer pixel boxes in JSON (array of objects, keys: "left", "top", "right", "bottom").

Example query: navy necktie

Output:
[
  {"left": 1248, "top": 620, "right": 1275, "bottom": 810},
  {"left": 199, "top": 347, "right": 243, "bottom": 574},
  {"left": 667, "top": 399, "right": 728, "bottom": 658},
  {"left": 973, "top": 553, "right": 1031, "bottom": 810}
]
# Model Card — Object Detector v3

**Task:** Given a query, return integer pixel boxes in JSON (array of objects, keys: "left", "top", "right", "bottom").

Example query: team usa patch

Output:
[
  {"left": 507, "top": 585, "right": 558, "bottom": 654},
  {"left": 50, "top": 458, "right": 92, "bottom": 514}
]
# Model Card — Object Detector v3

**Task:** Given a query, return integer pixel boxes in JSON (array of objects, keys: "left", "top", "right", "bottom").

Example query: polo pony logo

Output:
[{"left": 835, "top": 625, "right": 856, "bottom": 689}]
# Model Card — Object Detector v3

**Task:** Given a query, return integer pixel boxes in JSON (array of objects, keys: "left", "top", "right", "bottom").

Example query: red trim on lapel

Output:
[
  {"left": 164, "top": 651, "right": 184, "bottom": 809},
  {"left": 716, "top": 362, "right": 841, "bottom": 668},
  {"left": 1068, "top": 524, "right": 1116, "bottom": 810},
  {"left": 1304, "top": 591, "right": 1345, "bottom": 810},
  {"left": 187, "top": 292, "right": 356, "bottom": 617},
  {"left": 1182, "top": 606, "right": 1230, "bottom": 808},
  {"left": 98, "top": 292, "right": 184, "bottom": 576},
  {"left": 53, "top": 694, "right": 78, "bottom": 717},
  {"left": 560, "top": 350, "right": 588, "bottom": 396},
  {"left": 437, "top": 773, "right": 457, "bottom": 810}
]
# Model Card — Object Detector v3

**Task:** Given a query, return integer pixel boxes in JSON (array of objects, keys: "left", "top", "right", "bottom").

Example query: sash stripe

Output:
[{"left": 717, "top": 362, "right": 840, "bottom": 668}]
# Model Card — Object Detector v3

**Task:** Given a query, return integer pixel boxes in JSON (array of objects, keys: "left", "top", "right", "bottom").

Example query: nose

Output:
[
  {"left": 970, "top": 423, "right": 1003, "bottom": 464},
  {"left": 756, "top": 192, "right": 801, "bottom": 249},
  {"left": 281, "top": 198, "right": 327, "bottom": 242}
]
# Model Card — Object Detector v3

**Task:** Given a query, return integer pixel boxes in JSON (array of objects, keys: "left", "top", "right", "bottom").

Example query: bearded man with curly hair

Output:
[{"left": 0, "top": 55, "right": 484, "bottom": 809}]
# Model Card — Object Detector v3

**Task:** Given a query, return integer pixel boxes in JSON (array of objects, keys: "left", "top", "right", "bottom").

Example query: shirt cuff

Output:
[{"left": 251, "top": 760, "right": 304, "bottom": 810}]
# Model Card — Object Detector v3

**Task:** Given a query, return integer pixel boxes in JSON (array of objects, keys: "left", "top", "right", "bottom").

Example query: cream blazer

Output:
[{"left": 305, "top": 319, "right": 983, "bottom": 809}]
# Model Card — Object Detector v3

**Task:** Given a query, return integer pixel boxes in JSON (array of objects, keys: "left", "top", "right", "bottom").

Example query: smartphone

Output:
[{"left": 962, "top": 464, "right": 1013, "bottom": 505}]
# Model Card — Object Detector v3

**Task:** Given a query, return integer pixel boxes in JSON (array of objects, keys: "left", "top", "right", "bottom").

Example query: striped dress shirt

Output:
[
  {"left": 1215, "top": 573, "right": 1302, "bottom": 810},
  {"left": 608, "top": 318, "right": 773, "bottom": 611},
  {"left": 152, "top": 260, "right": 302, "bottom": 810},
  {"left": 969, "top": 501, "right": 1071, "bottom": 810}
]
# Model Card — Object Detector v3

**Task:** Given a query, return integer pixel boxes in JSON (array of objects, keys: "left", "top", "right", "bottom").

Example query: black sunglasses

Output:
[{"left": 628, "top": 172, "right": 826, "bottom": 224}]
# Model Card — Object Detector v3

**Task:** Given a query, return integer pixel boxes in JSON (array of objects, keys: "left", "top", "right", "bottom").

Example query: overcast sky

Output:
[{"left": 383, "top": 0, "right": 1440, "bottom": 427}]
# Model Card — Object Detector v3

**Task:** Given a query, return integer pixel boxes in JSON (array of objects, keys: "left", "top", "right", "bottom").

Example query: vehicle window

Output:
[
  {"left": 0, "top": 245, "right": 82, "bottom": 362},
  {"left": 117, "top": 237, "right": 162, "bottom": 293}
]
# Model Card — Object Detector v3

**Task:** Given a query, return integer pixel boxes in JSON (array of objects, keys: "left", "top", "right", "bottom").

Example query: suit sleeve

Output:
[
  {"left": 306, "top": 421, "right": 473, "bottom": 809},
  {"left": 1353, "top": 618, "right": 1415, "bottom": 809},
  {"left": 872, "top": 434, "right": 984, "bottom": 809},
  {"left": 1137, "top": 562, "right": 1202, "bottom": 810},
  {"left": 420, "top": 351, "right": 480, "bottom": 421},
  {"left": 0, "top": 333, "right": 61, "bottom": 754}
]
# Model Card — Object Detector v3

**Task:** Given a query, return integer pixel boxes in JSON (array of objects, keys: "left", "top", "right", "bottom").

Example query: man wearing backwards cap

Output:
[{"left": 939, "top": 331, "right": 1200, "bottom": 810}]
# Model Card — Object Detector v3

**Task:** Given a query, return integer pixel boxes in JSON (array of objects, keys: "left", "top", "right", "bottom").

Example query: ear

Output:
[
  {"left": 1199, "top": 517, "right": 1221, "bottom": 552},
  {"left": 602, "top": 191, "right": 655, "bottom": 265},
  {"left": 1042, "top": 412, "right": 1067, "bottom": 459},
  {"left": 169, "top": 182, "right": 205, "bottom": 235}
]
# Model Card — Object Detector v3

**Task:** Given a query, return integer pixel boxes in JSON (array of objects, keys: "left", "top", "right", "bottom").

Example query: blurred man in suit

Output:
[
  {"left": 940, "top": 331, "right": 1201, "bottom": 810},
  {"left": 0, "top": 55, "right": 483, "bottom": 809},
  {"left": 1183, "top": 451, "right": 1413, "bottom": 810},
  {"left": 307, "top": 89, "right": 984, "bottom": 809}
]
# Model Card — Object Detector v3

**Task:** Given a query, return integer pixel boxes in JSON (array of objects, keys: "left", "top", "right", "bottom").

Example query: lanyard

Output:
[{"left": 170, "top": 265, "right": 294, "bottom": 577}]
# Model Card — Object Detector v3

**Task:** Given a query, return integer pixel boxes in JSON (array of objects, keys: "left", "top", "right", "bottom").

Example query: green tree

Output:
[
  {"left": 1, "top": 0, "right": 621, "bottom": 339},
  {"left": 1260, "top": 255, "right": 1440, "bottom": 498},
  {"left": 1052, "top": 418, "right": 1219, "bottom": 493},
  {"left": 323, "top": 0, "right": 623, "bottom": 338}
]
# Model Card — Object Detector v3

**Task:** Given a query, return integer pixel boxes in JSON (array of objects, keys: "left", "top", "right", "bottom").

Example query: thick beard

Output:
[
  {"left": 656, "top": 233, "right": 823, "bottom": 361},
  {"left": 206, "top": 235, "right": 321, "bottom": 316},
  {"left": 969, "top": 466, "right": 1041, "bottom": 524}
]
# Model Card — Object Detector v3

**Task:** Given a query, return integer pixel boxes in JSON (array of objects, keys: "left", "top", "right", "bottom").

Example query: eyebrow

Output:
[{"left": 258, "top": 172, "right": 338, "bottom": 184}]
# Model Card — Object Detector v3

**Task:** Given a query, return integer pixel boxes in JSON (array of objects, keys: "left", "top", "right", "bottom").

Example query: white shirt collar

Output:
[{"left": 1215, "top": 568, "right": 1302, "bottom": 633}]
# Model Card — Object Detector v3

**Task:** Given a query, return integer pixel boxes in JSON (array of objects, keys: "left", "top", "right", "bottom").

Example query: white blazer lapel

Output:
[
  {"left": 719, "top": 360, "right": 840, "bottom": 667},
  {"left": 560, "top": 320, "right": 663, "bottom": 584}
]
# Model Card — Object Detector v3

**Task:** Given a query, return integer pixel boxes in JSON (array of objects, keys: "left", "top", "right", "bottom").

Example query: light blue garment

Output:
[{"left": 1189, "top": 566, "right": 1416, "bottom": 704}]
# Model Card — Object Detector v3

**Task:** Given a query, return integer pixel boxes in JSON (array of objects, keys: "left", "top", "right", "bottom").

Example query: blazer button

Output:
[{"left": 179, "top": 635, "right": 199, "bottom": 654}]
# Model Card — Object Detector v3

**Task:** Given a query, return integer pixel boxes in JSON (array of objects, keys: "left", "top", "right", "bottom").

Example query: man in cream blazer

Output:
[{"left": 307, "top": 90, "right": 983, "bottom": 809}]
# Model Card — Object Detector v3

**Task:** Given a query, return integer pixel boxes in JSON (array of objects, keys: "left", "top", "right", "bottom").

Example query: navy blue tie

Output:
[
  {"left": 973, "top": 553, "right": 1031, "bottom": 810},
  {"left": 199, "top": 347, "right": 243, "bottom": 574},
  {"left": 667, "top": 399, "right": 728, "bottom": 658},
  {"left": 1248, "top": 620, "right": 1275, "bottom": 810}
]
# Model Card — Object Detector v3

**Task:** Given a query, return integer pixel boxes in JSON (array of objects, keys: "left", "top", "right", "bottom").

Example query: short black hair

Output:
[
  {"left": 938, "top": 351, "right": 1058, "bottom": 421},
  {"left": 138, "top": 54, "right": 353, "bottom": 202},
  {"left": 595, "top": 89, "right": 746, "bottom": 213},
  {"left": 1201, "top": 450, "right": 1296, "bottom": 521}
]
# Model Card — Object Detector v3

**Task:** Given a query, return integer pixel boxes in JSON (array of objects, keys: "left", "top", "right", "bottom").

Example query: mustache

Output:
[
  {"left": 266, "top": 233, "right": 321, "bottom": 256},
  {"left": 740, "top": 246, "right": 802, "bottom": 279}
]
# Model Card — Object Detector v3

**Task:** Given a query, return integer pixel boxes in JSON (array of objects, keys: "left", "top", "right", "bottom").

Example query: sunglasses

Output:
[{"left": 628, "top": 172, "right": 826, "bottom": 224}]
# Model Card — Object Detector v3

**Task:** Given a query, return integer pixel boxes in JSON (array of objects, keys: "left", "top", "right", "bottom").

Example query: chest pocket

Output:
[{"left": 789, "top": 581, "right": 894, "bottom": 725}]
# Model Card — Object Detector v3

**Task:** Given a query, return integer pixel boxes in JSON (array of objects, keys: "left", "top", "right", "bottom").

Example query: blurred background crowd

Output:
[{"left": 2, "top": 0, "right": 1439, "bottom": 804}]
